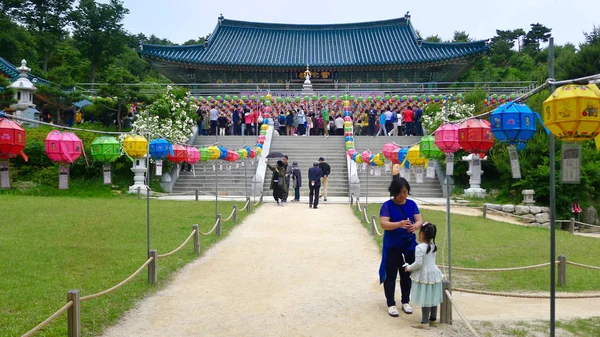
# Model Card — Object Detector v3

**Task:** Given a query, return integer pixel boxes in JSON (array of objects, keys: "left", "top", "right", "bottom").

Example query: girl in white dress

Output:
[{"left": 404, "top": 222, "right": 443, "bottom": 329}]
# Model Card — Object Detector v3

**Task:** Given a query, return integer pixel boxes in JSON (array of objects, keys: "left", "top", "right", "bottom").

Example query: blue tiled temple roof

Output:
[
  {"left": 139, "top": 17, "right": 489, "bottom": 69},
  {"left": 0, "top": 56, "right": 50, "bottom": 85}
]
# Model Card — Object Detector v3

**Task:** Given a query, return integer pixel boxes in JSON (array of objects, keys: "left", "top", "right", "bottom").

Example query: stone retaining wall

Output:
[{"left": 485, "top": 203, "right": 551, "bottom": 228}]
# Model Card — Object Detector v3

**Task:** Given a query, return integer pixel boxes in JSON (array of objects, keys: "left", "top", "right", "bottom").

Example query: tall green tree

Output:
[
  {"left": 98, "top": 65, "right": 139, "bottom": 130},
  {"left": 425, "top": 35, "right": 442, "bottom": 43},
  {"left": 16, "top": 0, "right": 74, "bottom": 72},
  {"left": 71, "top": 0, "right": 129, "bottom": 87},
  {"left": 452, "top": 31, "right": 471, "bottom": 42},
  {"left": 522, "top": 23, "right": 552, "bottom": 54},
  {"left": 495, "top": 29, "right": 525, "bottom": 50}
]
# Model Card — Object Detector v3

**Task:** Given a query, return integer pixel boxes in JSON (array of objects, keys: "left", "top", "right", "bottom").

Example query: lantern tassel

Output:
[
  {"left": 19, "top": 151, "right": 28, "bottom": 162},
  {"left": 534, "top": 112, "right": 550, "bottom": 134}
]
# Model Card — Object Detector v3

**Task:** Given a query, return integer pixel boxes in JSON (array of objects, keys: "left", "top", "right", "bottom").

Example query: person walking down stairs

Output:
[
  {"left": 318, "top": 157, "right": 331, "bottom": 202},
  {"left": 308, "top": 161, "right": 323, "bottom": 209}
]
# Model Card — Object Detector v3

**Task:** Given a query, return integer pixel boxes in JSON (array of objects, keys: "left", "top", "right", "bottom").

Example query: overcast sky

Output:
[{"left": 120, "top": 0, "right": 598, "bottom": 47}]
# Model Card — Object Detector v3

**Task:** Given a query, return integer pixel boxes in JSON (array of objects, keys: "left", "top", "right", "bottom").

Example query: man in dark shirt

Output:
[
  {"left": 232, "top": 105, "right": 241, "bottom": 135},
  {"left": 368, "top": 104, "right": 378, "bottom": 136},
  {"left": 308, "top": 161, "right": 323, "bottom": 209},
  {"left": 318, "top": 157, "right": 331, "bottom": 201},
  {"left": 414, "top": 104, "right": 423, "bottom": 136}
]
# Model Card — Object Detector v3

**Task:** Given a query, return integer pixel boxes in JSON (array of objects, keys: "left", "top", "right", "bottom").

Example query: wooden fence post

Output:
[
  {"left": 193, "top": 224, "right": 200, "bottom": 255},
  {"left": 148, "top": 250, "right": 157, "bottom": 284},
  {"left": 370, "top": 215, "right": 376, "bottom": 236},
  {"left": 195, "top": 188, "right": 199, "bottom": 201},
  {"left": 246, "top": 197, "right": 251, "bottom": 212},
  {"left": 440, "top": 280, "right": 452, "bottom": 325},
  {"left": 569, "top": 218, "right": 575, "bottom": 234},
  {"left": 67, "top": 289, "right": 81, "bottom": 337},
  {"left": 558, "top": 255, "right": 567, "bottom": 287},
  {"left": 233, "top": 205, "right": 238, "bottom": 223},
  {"left": 482, "top": 204, "right": 487, "bottom": 218},
  {"left": 216, "top": 214, "right": 222, "bottom": 236}
]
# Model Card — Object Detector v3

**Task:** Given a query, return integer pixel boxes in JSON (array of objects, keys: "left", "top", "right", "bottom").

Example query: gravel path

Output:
[{"left": 101, "top": 203, "right": 600, "bottom": 337}]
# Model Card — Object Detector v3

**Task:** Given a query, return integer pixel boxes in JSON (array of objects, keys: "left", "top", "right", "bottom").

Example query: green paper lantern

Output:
[
  {"left": 259, "top": 95, "right": 265, "bottom": 101},
  {"left": 321, "top": 95, "right": 327, "bottom": 101},
  {"left": 393, "top": 95, "right": 399, "bottom": 101},
  {"left": 357, "top": 96, "right": 363, "bottom": 102},
  {"left": 285, "top": 97, "right": 291, "bottom": 103},
  {"left": 304, "top": 96, "right": 310, "bottom": 101},
  {"left": 250, "top": 95, "right": 256, "bottom": 101},
  {"left": 375, "top": 96, "right": 382, "bottom": 102},
  {"left": 264, "top": 100, "right": 271, "bottom": 106},
  {"left": 330, "top": 95, "right": 336, "bottom": 101},
  {"left": 91, "top": 136, "right": 121, "bottom": 163},
  {"left": 384, "top": 95, "right": 391, "bottom": 101},
  {"left": 199, "top": 148, "right": 210, "bottom": 161},
  {"left": 216, "top": 95, "right": 222, "bottom": 101},
  {"left": 224, "top": 95, "right": 230, "bottom": 101},
  {"left": 241, "top": 95, "right": 248, "bottom": 101},
  {"left": 233, "top": 95, "right": 239, "bottom": 101},
  {"left": 367, "top": 96, "right": 373, "bottom": 102},
  {"left": 312, "top": 94, "right": 318, "bottom": 101},
  {"left": 295, "top": 97, "right": 301, "bottom": 102},
  {"left": 419, "top": 135, "right": 444, "bottom": 159},
  {"left": 276, "top": 97, "right": 283, "bottom": 103}
]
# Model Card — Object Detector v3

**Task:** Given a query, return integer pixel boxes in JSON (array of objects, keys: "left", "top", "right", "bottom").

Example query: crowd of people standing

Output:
[{"left": 195, "top": 101, "right": 424, "bottom": 137}]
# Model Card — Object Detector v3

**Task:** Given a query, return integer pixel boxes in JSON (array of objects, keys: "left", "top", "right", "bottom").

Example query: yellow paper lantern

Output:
[
  {"left": 122, "top": 135, "right": 148, "bottom": 158},
  {"left": 373, "top": 152, "right": 385, "bottom": 166},
  {"left": 207, "top": 146, "right": 220, "bottom": 160},
  {"left": 595, "top": 134, "right": 600, "bottom": 150},
  {"left": 343, "top": 121, "right": 352, "bottom": 128},
  {"left": 406, "top": 144, "right": 428, "bottom": 166},
  {"left": 261, "top": 124, "right": 268, "bottom": 131},
  {"left": 542, "top": 84, "right": 600, "bottom": 141},
  {"left": 343, "top": 100, "right": 351, "bottom": 107},
  {"left": 255, "top": 147, "right": 262, "bottom": 156},
  {"left": 266, "top": 93, "right": 272, "bottom": 101}
]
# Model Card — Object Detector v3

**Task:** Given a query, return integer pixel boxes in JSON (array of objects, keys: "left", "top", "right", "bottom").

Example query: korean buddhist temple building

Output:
[{"left": 138, "top": 14, "right": 489, "bottom": 85}]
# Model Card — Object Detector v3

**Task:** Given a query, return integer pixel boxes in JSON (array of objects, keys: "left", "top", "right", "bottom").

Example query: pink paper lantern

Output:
[
  {"left": 434, "top": 123, "right": 461, "bottom": 153},
  {"left": 347, "top": 148, "right": 357, "bottom": 158},
  {"left": 249, "top": 149, "right": 256, "bottom": 158},
  {"left": 45, "top": 130, "right": 83, "bottom": 164},
  {"left": 382, "top": 143, "right": 400, "bottom": 164},
  {"left": 361, "top": 150, "right": 372, "bottom": 163},
  {"left": 257, "top": 135, "right": 266, "bottom": 144},
  {"left": 344, "top": 116, "right": 352, "bottom": 122},
  {"left": 185, "top": 146, "right": 200, "bottom": 164}
]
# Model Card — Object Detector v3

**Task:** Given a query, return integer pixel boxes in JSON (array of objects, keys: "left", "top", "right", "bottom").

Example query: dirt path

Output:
[{"left": 101, "top": 203, "right": 600, "bottom": 337}]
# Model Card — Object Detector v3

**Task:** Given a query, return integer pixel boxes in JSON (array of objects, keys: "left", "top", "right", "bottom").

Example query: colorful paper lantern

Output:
[
  {"left": 542, "top": 83, "right": 600, "bottom": 141},
  {"left": 407, "top": 145, "right": 428, "bottom": 166},
  {"left": 200, "top": 147, "right": 210, "bottom": 161},
  {"left": 185, "top": 146, "right": 200, "bottom": 164},
  {"left": 45, "top": 131, "right": 84, "bottom": 164},
  {"left": 490, "top": 102, "right": 539, "bottom": 149},
  {"left": 382, "top": 143, "right": 400, "bottom": 163},
  {"left": 0, "top": 118, "right": 27, "bottom": 161},
  {"left": 419, "top": 135, "right": 444, "bottom": 159},
  {"left": 167, "top": 144, "right": 187, "bottom": 163},
  {"left": 91, "top": 136, "right": 121, "bottom": 162},
  {"left": 458, "top": 119, "right": 494, "bottom": 158},
  {"left": 434, "top": 123, "right": 461, "bottom": 153},
  {"left": 207, "top": 146, "right": 220, "bottom": 160},
  {"left": 123, "top": 135, "right": 148, "bottom": 159},
  {"left": 149, "top": 138, "right": 173, "bottom": 159}
]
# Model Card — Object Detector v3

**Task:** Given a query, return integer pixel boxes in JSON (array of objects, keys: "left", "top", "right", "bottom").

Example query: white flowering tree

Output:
[
  {"left": 421, "top": 103, "right": 476, "bottom": 134},
  {"left": 125, "top": 86, "right": 198, "bottom": 143}
]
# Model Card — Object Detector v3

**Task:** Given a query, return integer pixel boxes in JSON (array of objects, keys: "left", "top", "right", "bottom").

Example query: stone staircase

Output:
[
  {"left": 172, "top": 136, "right": 256, "bottom": 196},
  {"left": 263, "top": 136, "right": 349, "bottom": 197},
  {"left": 353, "top": 136, "right": 444, "bottom": 199}
]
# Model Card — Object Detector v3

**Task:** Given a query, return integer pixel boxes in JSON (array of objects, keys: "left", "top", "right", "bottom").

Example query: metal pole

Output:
[
  {"left": 147, "top": 186, "right": 150, "bottom": 258},
  {"left": 445, "top": 98, "right": 452, "bottom": 284},
  {"left": 548, "top": 37, "right": 556, "bottom": 337},
  {"left": 215, "top": 159, "right": 219, "bottom": 220}
]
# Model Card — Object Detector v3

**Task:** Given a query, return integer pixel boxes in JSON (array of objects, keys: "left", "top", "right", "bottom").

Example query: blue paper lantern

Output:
[
  {"left": 490, "top": 102, "right": 540, "bottom": 150},
  {"left": 149, "top": 138, "right": 173, "bottom": 159},
  {"left": 398, "top": 147, "right": 411, "bottom": 168},
  {"left": 345, "top": 136, "right": 354, "bottom": 142},
  {"left": 218, "top": 146, "right": 228, "bottom": 159}
]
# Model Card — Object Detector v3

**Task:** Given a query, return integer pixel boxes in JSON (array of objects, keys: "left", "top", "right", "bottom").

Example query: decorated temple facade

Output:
[{"left": 139, "top": 14, "right": 489, "bottom": 85}]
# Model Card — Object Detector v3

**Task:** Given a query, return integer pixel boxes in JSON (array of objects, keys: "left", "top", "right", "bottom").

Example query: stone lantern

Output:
[{"left": 8, "top": 60, "right": 39, "bottom": 126}]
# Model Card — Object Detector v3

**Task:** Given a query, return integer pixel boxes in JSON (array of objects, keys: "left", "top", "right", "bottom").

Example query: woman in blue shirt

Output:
[{"left": 379, "top": 178, "right": 424, "bottom": 317}]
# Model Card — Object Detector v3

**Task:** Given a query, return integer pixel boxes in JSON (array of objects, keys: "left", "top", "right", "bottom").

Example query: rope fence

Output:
[
  {"left": 20, "top": 199, "right": 257, "bottom": 337},
  {"left": 157, "top": 230, "right": 197, "bottom": 258},
  {"left": 21, "top": 301, "right": 74, "bottom": 337},
  {"left": 444, "top": 289, "right": 480, "bottom": 337},
  {"left": 439, "top": 262, "right": 554, "bottom": 272},
  {"left": 566, "top": 261, "right": 600, "bottom": 271},
  {"left": 453, "top": 287, "right": 600, "bottom": 299},
  {"left": 80, "top": 257, "right": 154, "bottom": 301}
]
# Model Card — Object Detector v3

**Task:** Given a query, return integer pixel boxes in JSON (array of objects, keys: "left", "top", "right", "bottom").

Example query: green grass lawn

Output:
[
  {"left": 356, "top": 203, "right": 600, "bottom": 293},
  {"left": 0, "top": 195, "right": 253, "bottom": 337}
]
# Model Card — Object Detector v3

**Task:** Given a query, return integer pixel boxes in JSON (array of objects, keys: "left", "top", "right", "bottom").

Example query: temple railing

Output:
[{"left": 74, "top": 81, "right": 536, "bottom": 97}]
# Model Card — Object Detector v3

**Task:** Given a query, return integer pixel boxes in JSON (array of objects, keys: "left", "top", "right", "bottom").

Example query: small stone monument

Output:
[
  {"left": 522, "top": 189, "right": 535, "bottom": 205},
  {"left": 584, "top": 206, "right": 597, "bottom": 226},
  {"left": 462, "top": 153, "right": 486, "bottom": 198},
  {"left": 8, "top": 59, "right": 40, "bottom": 127},
  {"left": 301, "top": 64, "right": 314, "bottom": 96}
]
